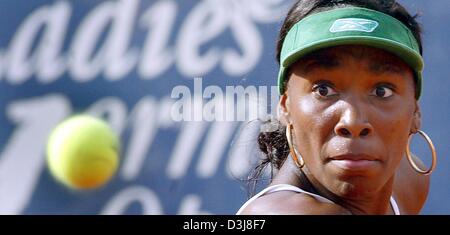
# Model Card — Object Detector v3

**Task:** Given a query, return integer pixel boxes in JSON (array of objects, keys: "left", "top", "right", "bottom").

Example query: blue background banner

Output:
[{"left": 0, "top": 0, "right": 448, "bottom": 214}]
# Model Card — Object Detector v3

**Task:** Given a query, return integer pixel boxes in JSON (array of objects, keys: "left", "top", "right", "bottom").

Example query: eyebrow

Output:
[
  {"left": 368, "top": 60, "right": 405, "bottom": 75},
  {"left": 298, "top": 52, "right": 407, "bottom": 76},
  {"left": 299, "top": 53, "right": 341, "bottom": 74}
]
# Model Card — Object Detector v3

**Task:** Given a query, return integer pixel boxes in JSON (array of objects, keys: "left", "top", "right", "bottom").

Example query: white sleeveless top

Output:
[{"left": 236, "top": 184, "right": 400, "bottom": 215}]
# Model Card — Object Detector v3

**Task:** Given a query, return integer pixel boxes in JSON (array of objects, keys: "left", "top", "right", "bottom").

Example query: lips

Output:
[
  {"left": 330, "top": 153, "right": 378, "bottom": 161},
  {"left": 328, "top": 153, "right": 380, "bottom": 171}
]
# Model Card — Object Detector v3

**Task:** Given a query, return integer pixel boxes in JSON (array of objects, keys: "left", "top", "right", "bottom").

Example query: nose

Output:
[{"left": 334, "top": 99, "right": 373, "bottom": 138}]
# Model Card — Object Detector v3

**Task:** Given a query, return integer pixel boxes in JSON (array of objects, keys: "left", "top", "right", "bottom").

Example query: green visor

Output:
[{"left": 278, "top": 7, "right": 423, "bottom": 99}]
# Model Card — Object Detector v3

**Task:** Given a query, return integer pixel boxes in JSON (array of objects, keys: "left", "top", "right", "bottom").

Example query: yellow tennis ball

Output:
[{"left": 46, "top": 115, "right": 119, "bottom": 190}]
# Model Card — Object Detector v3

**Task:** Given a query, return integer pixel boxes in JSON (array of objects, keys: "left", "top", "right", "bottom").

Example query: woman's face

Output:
[{"left": 281, "top": 45, "right": 420, "bottom": 199}]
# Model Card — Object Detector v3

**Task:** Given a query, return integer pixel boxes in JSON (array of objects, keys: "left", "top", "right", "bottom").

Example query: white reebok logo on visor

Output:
[{"left": 330, "top": 18, "right": 379, "bottom": 33}]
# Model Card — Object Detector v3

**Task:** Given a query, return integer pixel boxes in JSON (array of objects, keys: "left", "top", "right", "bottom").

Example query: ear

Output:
[
  {"left": 410, "top": 101, "right": 421, "bottom": 133},
  {"left": 278, "top": 94, "right": 291, "bottom": 126}
]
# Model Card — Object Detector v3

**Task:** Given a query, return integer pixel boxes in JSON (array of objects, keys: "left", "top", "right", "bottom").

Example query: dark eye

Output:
[
  {"left": 372, "top": 86, "right": 393, "bottom": 98},
  {"left": 313, "top": 84, "right": 337, "bottom": 97}
]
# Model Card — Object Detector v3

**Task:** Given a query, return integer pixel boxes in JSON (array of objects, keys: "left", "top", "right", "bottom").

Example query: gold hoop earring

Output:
[
  {"left": 406, "top": 130, "right": 437, "bottom": 175},
  {"left": 286, "top": 124, "right": 305, "bottom": 168}
]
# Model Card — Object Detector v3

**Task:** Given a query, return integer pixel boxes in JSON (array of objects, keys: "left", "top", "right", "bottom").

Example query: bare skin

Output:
[{"left": 240, "top": 45, "right": 430, "bottom": 215}]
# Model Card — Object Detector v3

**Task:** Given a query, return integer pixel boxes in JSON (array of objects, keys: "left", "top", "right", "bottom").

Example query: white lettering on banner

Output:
[
  {"left": 176, "top": 0, "right": 227, "bottom": 77},
  {"left": 0, "top": 95, "right": 70, "bottom": 214},
  {"left": 86, "top": 96, "right": 175, "bottom": 182},
  {"left": 103, "top": 0, "right": 139, "bottom": 81},
  {"left": 166, "top": 120, "right": 209, "bottom": 180},
  {"left": 69, "top": 0, "right": 139, "bottom": 82},
  {"left": 242, "top": 0, "right": 291, "bottom": 23},
  {"left": 6, "top": 1, "right": 70, "bottom": 84},
  {"left": 138, "top": 0, "right": 176, "bottom": 79},
  {"left": 0, "top": 51, "right": 4, "bottom": 80},
  {"left": 0, "top": 93, "right": 259, "bottom": 213},
  {"left": 222, "top": 0, "right": 262, "bottom": 76},
  {"left": 120, "top": 97, "right": 161, "bottom": 181},
  {"left": 0, "top": 0, "right": 291, "bottom": 84},
  {"left": 36, "top": 1, "right": 71, "bottom": 83},
  {"left": 196, "top": 121, "right": 239, "bottom": 178},
  {"left": 0, "top": 0, "right": 293, "bottom": 214},
  {"left": 86, "top": 97, "right": 128, "bottom": 135},
  {"left": 158, "top": 97, "right": 178, "bottom": 128},
  {"left": 178, "top": 194, "right": 211, "bottom": 215},
  {"left": 101, "top": 185, "right": 163, "bottom": 215},
  {"left": 102, "top": 188, "right": 211, "bottom": 215}
]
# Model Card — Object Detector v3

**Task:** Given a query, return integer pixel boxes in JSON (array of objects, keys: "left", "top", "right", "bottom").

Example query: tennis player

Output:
[{"left": 237, "top": 0, "right": 437, "bottom": 215}]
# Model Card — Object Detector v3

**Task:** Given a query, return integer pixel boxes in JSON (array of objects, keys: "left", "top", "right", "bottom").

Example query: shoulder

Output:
[
  {"left": 239, "top": 191, "right": 351, "bottom": 215},
  {"left": 393, "top": 154, "right": 430, "bottom": 214}
]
